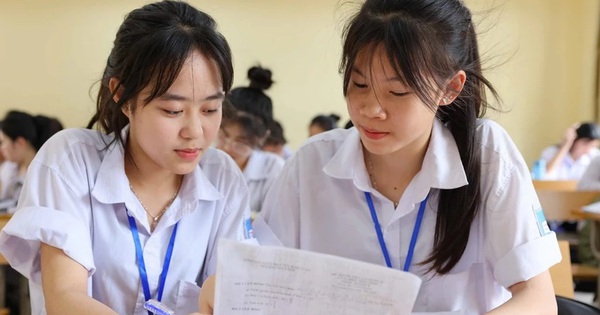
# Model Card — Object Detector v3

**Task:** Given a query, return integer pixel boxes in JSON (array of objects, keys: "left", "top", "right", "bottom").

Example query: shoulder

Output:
[
  {"left": 33, "top": 128, "right": 113, "bottom": 169},
  {"left": 476, "top": 119, "right": 524, "bottom": 164},
  {"left": 252, "top": 150, "right": 285, "bottom": 168},
  {"left": 200, "top": 147, "right": 246, "bottom": 182},
  {"left": 294, "top": 128, "right": 354, "bottom": 160}
]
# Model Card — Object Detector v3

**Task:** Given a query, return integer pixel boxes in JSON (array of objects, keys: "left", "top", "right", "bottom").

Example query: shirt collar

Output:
[
  {"left": 322, "top": 119, "right": 468, "bottom": 193},
  {"left": 92, "top": 136, "right": 223, "bottom": 206}
]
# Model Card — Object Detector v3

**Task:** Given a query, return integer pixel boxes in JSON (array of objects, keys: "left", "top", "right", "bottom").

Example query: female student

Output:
[
  {"left": 0, "top": 1, "right": 249, "bottom": 315},
  {"left": 538, "top": 122, "right": 600, "bottom": 180},
  {"left": 249, "top": 0, "right": 561, "bottom": 314},
  {"left": 0, "top": 110, "right": 63, "bottom": 212},
  {"left": 308, "top": 113, "right": 341, "bottom": 137},
  {"left": 216, "top": 109, "right": 285, "bottom": 215}
]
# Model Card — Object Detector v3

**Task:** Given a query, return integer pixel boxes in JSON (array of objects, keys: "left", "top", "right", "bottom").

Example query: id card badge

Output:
[
  {"left": 144, "top": 299, "right": 174, "bottom": 315},
  {"left": 533, "top": 206, "right": 551, "bottom": 236}
]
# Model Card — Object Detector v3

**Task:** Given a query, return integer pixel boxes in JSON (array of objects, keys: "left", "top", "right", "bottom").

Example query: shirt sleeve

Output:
[
  {"left": 484, "top": 153, "right": 561, "bottom": 288},
  {"left": 0, "top": 158, "right": 95, "bottom": 284},
  {"left": 199, "top": 158, "right": 251, "bottom": 284},
  {"left": 578, "top": 155, "right": 600, "bottom": 190}
]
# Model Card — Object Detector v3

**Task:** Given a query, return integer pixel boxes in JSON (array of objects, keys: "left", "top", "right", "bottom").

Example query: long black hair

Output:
[
  {"left": 341, "top": 0, "right": 498, "bottom": 274},
  {"left": 87, "top": 0, "right": 233, "bottom": 150}
]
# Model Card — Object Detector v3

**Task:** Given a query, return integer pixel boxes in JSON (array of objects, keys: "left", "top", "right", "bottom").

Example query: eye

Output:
[
  {"left": 163, "top": 109, "right": 183, "bottom": 116},
  {"left": 352, "top": 81, "right": 368, "bottom": 89},
  {"left": 389, "top": 91, "right": 410, "bottom": 97},
  {"left": 202, "top": 108, "right": 219, "bottom": 114}
]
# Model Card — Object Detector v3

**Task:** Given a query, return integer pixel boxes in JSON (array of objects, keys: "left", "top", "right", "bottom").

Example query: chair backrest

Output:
[
  {"left": 533, "top": 180, "right": 579, "bottom": 191},
  {"left": 557, "top": 295, "right": 600, "bottom": 315},
  {"left": 549, "top": 240, "right": 574, "bottom": 298},
  {"left": 535, "top": 190, "right": 600, "bottom": 221}
]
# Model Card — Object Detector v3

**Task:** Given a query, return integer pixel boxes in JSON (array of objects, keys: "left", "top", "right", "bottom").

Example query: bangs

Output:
[{"left": 342, "top": 11, "right": 454, "bottom": 109}]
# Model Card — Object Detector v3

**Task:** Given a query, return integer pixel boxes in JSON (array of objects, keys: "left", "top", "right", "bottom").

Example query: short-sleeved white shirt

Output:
[
  {"left": 255, "top": 119, "right": 560, "bottom": 314},
  {"left": 243, "top": 150, "right": 285, "bottom": 213},
  {"left": 0, "top": 128, "right": 250, "bottom": 315},
  {"left": 539, "top": 145, "right": 600, "bottom": 180}
]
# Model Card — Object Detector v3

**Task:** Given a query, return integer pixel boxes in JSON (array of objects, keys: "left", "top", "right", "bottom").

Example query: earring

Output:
[{"left": 442, "top": 97, "right": 450, "bottom": 104}]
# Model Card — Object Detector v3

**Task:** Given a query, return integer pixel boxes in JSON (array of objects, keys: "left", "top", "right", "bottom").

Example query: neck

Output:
[
  {"left": 18, "top": 149, "right": 36, "bottom": 176},
  {"left": 125, "top": 156, "right": 181, "bottom": 192},
  {"left": 364, "top": 136, "right": 430, "bottom": 205},
  {"left": 236, "top": 155, "right": 251, "bottom": 171}
]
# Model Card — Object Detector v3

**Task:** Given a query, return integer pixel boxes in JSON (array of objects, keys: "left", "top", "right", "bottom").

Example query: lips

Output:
[
  {"left": 361, "top": 127, "right": 389, "bottom": 140},
  {"left": 175, "top": 148, "right": 201, "bottom": 161}
]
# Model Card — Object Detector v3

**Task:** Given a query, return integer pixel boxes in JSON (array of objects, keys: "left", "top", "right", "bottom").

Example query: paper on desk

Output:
[
  {"left": 582, "top": 200, "right": 600, "bottom": 213},
  {"left": 214, "top": 239, "right": 422, "bottom": 315}
]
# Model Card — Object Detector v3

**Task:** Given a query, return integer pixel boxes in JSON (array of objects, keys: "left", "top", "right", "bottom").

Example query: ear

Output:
[
  {"left": 108, "top": 77, "right": 124, "bottom": 103},
  {"left": 439, "top": 70, "right": 466, "bottom": 106}
]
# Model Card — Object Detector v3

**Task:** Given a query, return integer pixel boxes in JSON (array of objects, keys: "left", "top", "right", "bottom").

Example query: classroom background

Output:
[{"left": 0, "top": 0, "right": 598, "bottom": 165}]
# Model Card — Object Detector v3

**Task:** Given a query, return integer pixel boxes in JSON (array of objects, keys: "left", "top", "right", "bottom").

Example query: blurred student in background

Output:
[
  {"left": 262, "top": 119, "right": 292, "bottom": 160},
  {"left": 229, "top": 65, "right": 274, "bottom": 125},
  {"left": 539, "top": 122, "right": 600, "bottom": 180},
  {"left": 217, "top": 108, "right": 284, "bottom": 215},
  {"left": 308, "top": 113, "right": 340, "bottom": 137},
  {"left": 0, "top": 110, "right": 63, "bottom": 212}
]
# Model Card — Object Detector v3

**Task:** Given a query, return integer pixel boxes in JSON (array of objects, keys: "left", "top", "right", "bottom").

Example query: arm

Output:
[
  {"left": 485, "top": 271, "right": 556, "bottom": 315},
  {"left": 41, "top": 243, "right": 117, "bottom": 315},
  {"left": 545, "top": 123, "right": 578, "bottom": 176},
  {"left": 198, "top": 275, "right": 215, "bottom": 314}
]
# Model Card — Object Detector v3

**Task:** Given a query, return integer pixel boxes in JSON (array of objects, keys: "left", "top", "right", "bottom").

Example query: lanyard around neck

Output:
[
  {"left": 364, "top": 192, "right": 429, "bottom": 271},
  {"left": 126, "top": 210, "right": 178, "bottom": 314}
]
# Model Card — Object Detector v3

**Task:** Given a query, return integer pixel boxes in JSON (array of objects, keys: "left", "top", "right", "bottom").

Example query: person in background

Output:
[
  {"left": 539, "top": 122, "right": 600, "bottom": 180},
  {"left": 0, "top": 110, "right": 63, "bottom": 212},
  {"left": 262, "top": 119, "right": 292, "bottom": 160},
  {"left": 229, "top": 65, "right": 274, "bottom": 125},
  {"left": 0, "top": 149, "right": 18, "bottom": 200},
  {"left": 217, "top": 109, "right": 285, "bottom": 215},
  {"left": 308, "top": 113, "right": 341, "bottom": 137},
  {"left": 231, "top": 0, "right": 558, "bottom": 313},
  {"left": 0, "top": 1, "right": 250, "bottom": 314}
]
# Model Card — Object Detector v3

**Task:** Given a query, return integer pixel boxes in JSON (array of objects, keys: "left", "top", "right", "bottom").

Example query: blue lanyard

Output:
[
  {"left": 364, "top": 192, "right": 429, "bottom": 271},
  {"left": 126, "top": 211, "right": 178, "bottom": 315}
]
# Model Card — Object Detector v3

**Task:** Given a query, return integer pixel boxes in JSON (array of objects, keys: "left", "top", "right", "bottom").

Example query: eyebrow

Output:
[{"left": 160, "top": 91, "right": 225, "bottom": 102}]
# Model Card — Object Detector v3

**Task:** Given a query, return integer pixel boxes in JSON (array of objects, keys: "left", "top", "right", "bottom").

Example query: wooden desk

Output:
[{"left": 533, "top": 180, "right": 578, "bottom": 191}]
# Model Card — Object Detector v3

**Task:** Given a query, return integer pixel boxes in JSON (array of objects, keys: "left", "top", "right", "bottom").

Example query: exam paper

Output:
[
  {"left": 583, "top": 200, "right": 600, "bottom": 213},
  {"left": 214, "top": 239, "right": 422, "bottom": 315}
]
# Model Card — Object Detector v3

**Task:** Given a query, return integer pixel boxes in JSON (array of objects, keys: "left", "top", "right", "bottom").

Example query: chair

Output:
[{"left": 557, "top": 295, "right": 600, "bottom": 314}]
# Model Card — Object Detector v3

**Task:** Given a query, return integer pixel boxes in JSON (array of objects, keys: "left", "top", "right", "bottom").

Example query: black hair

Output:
[
  {"left": 310, "top": 114, "right": 341, "bottom": 132},
  {"left": 263, "top": 120, "right": 287, "bottom": 146},
  {"left": 229, "top": 65, "right": 274, "bottom": 125},
  {"left": 576, "top": 122, "right": 600, "bottom": 141},
  {"left": 86, "top": 0, "right": 233, "bottom": 150},
  {"left": 344, "top": 119, "right": 354, "bottom": 129},
  {"left": 341, "top": 0, "right": 498, "bottom": 274},
  {"left": 1, "top": 110, "right": 64, "bottom": 151},
  {"left": 221, "top": 110, "right": 268, "bottom": 148}
]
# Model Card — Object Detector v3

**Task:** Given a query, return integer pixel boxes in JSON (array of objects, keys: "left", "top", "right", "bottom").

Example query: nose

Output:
[
  {"left": 359, "top": 93, "right": 387, "bottom": 120},
  {"left": 180, "top": 113, "right": 203, "bottom": 139}
]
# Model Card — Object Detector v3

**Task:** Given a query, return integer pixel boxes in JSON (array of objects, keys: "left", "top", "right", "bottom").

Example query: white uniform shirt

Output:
[
  {"left": 0, "top": 161, "right": 18, "bottom": 199},
  {"left": 243, "top": 150, "right": 285, "bottom": 213},
  {"left": 0, "top": 128, "right": 250, "bottom": 315},
  {"left": 539, "top": 145, "right": 600, "bottom": 180},
  {"left": 255, "top": 119, "right": 560, "bottom": 314},
  {"left": 578, "top": 155, "right": 600, "bottom": 190}
]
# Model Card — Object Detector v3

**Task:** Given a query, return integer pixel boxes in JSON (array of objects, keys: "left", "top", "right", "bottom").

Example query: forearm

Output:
[
  {"left": 45, "top": 291, "right": 118, "bottom": 315},
  {"left": 545, "top": 145, "right": 569, "bottom": 175},
  {"left": 485, "top": 272, "right": 556, "bottom": 315}
]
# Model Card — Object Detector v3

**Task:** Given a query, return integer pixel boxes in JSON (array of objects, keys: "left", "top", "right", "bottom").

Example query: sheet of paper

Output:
[
  {"left": 214, "top": 239, "right": 422, "bottom": 315},
  {"left": 583, "top": 200, "right": 600, "bottom": 213}
]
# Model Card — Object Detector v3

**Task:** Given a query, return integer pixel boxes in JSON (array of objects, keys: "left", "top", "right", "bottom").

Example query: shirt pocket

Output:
[{"left": 174, "top": 280, "right": 201, "bottom": 315}]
